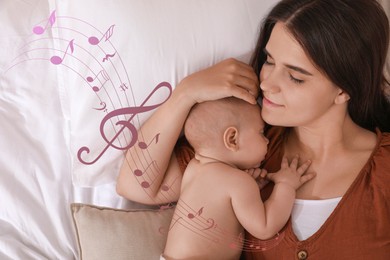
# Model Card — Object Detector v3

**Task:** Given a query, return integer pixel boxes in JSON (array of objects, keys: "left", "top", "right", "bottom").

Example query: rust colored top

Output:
[{"left": 175, "top": 127, "right": 390, "bottom": 260}]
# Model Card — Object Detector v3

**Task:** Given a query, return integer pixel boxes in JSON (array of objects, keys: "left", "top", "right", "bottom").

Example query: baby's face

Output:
[{"left": 237, "top": 106, "right": 269, "bottom": 169}]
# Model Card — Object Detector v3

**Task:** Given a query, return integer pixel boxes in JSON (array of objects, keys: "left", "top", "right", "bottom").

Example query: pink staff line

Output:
[
  {"left": 173, "top": 200, "right": 284, "bottom": 251},
  {"left": 122, "top": 143, "right": 178, "bottom": 204},
  {"left": 169, "top": 215, "right": 221, "bottom": 244},
  {"left": 49, "top": 23, "right": 137, "bottom": 161},
  {"left": 53, "top": 16, "right": 155, "bottom": 172},
  {"left": 52, "top": 16, "right": 163, "bottom": 187},
  {"left": 50, "top": 27, "right": 126, "bottom": 108},
  {"left": 175, "top": 198, "right": 250, "bottom": 242},
  {"left": 49, "top": 16, "right": 162, "bottom": 191},
  {"left": 6, "top": 54, "right": 135, "bottom": 159},
  {"left": 54, "top": 19, "right": 134, "bottom": 107}
]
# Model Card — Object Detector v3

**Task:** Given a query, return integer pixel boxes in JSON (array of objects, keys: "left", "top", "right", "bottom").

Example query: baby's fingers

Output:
[
  {"left": 281, "top": 156, "right": 289, "bottom": 169},
  {"left": 300, "top": 171, "right": 316, "bottom": 184},
  {"left": 245, "top": 168, "right": 261, "bottom": 179},
  {"left": 297, "top": 160, "right": 312, "bottom": 175},
  {"left": 290, "top": 154, "right": 299, "bottom": 170}
]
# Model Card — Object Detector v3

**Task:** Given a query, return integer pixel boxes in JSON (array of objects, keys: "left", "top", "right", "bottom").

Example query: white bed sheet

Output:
[{"left": 0, "top": 0, "right": 277, "bottom": 258}]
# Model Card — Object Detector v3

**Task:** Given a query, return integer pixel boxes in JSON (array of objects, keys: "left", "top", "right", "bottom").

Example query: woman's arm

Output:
[{"left": 116, "top": 58, "right": 259, "bottom": 205}]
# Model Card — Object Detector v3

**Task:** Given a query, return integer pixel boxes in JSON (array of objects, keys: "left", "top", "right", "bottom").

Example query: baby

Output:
[{"left": 162, "top": 97, "right": 314, "bottom": 260}]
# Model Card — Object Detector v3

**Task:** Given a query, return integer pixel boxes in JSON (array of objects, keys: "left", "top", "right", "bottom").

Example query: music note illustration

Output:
[
  {"left": 77, "top": 81, "right": 172, "bottom": 165},
  {"left": 202, "top": 218, "right": 217, "bottom": 230},
  {"left": 159, "top": 203, "right": 174, "bottom": 211},
  {"left": 88, "top": 24, "right": 115, "bottom": 45},
  {"left": 169, "top": 216, "right": 183, "bottom": 231},
  {"left": 241, "top": 231, "right": 284, "bottom": 252},
  {"left": 229, "top": 233, "right": 244, "bottom": 249},
  {"left": 119, "top": 83, "right": 128, "bottom": 91},
  {"left": 187, "top": 207, "right": 204, "bottom": 219},
  {"left": 93, "top": 101, "right": 107, "bottom": 111},
  {"left": 86, "top": 70, "right": 110, "bottom": 92},
  {"left": 141, "top": 180, "right": 151, "bottom": 188},
  {"left": 158, "top": 226, "right": 167, "bottom": 236},
  {"left": 138, "top": 133, "right": 160, "bottom": 149},
  {"left": 33, "top": 10, "right": 56, "bottom": 35},
  {"left": 133, "top": 160, "right": 158, "bottom": 177},
  {"left": 102, "top": 52, "right": 116, "bottom": 62},
  {"left": 50, "top": 39, "right": 75, "bottom": 65},
  {"left": 161, "top": 176, "right": 179, "bottom": 192}
]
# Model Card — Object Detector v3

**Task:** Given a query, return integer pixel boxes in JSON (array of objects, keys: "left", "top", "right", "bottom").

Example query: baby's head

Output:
[{"left": 184, "top": 97, "right": 269, "bottom": 169}]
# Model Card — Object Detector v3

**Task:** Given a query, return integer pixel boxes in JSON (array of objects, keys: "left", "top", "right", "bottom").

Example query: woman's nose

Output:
[{"left": 260, "top": 68, "right": 281, "bottom": 94}]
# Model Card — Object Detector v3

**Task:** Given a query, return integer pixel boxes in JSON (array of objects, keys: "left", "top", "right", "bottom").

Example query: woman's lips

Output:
[{"left": 262, "top": 97, "right": 283, "bottom": 107}]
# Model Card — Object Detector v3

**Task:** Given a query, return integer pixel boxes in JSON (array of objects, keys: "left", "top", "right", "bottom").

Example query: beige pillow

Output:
[{"left": 70, "top": 203, "right": 174, "bottom": 260}]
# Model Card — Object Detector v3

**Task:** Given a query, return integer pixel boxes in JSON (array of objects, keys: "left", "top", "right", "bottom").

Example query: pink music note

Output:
[
  {"left": 86, "top": 70, "right": 110, "bottom": 92},
  {"left": 50, "top": 39, "right": 74, "bottom": 65},
  {"left": 102, "top": 52, "right": 116, "bottom": 62},
  {"left": 202, "top": 218, "right": 217, "bottom": 230},
  {"left": 159, "top": 203, "right": 174, "bottom": 211},
  {"left": 77, "top": 82, "right": 172, "bottom": 165},
  {"left": 120, "top": 83, "right": 128, "bottom": 91},
  {"left": 88, "top": 24, "right": 115, "bottom": 45},
  {"left": 169, "top": 217, "right": 183, "bottom": 231},
  {"left": 141, "top": 181, "right": 151, "bottom": 188},
  {"left": 158, "top": 226, "right": 167, "bottom": 236},
  {"left": 138, "top": 133, "right": 160, "bottom": 149},
  {"left": 33, "top": 10, "right": 56, "bottom": 35},
  {"left": 93, "top": 101, "right": 107, "bottom": 111},
  {"left": 229, "top": 232, "right": 244, "bottom": 249},
  {"left": 133, "top": 160, "right": 158, "bottom": 177},
  {"left": 188, "top": 207, "right": 204, "bottom": 219},
  {"left": 161, "top": 176, "right": 179, "bottom": 192}
]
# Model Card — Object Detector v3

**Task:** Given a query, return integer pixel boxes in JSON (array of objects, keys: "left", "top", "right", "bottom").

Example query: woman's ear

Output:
[
  {"left": 334, "top": 89, "right": 350, "bottom": 104},
  {"left": 223, "top": 126, "right": 239, "bottom": 151}
]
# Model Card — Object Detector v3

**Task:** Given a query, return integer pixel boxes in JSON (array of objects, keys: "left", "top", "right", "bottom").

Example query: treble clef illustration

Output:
[{"left": 77, "top": 81, "right": 172, "bottom": 165}]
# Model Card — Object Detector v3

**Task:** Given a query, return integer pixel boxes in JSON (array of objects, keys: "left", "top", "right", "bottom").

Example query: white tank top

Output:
[{"left": 291, "top": 197, "right": 342, "bottom": 241}]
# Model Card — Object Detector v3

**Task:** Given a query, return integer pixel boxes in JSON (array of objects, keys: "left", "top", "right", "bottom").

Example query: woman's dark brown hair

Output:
[{"left": 251, "top": 0, "right": 390, "bottom": 132}]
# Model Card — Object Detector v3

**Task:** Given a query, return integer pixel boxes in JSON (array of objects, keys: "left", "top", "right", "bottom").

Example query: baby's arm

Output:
[
  {"left": 231, "top": 155, "right": 313, "bottom": 239},
  {"left": 244, "top": 168, "right": 269, "bottom": 189}
]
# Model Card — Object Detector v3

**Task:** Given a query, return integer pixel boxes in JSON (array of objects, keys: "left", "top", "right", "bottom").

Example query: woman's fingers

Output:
[
  {"left": 227, "top": 84, "right": 258, "bottom": 104},
  {"left": 178, "top": 58, "right": 259, "bottom": 104}
]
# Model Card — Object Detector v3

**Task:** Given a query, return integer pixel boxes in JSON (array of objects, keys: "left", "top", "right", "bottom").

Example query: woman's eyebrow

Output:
[
  {"left": 263, "top": 48, "right": 313, "bottom": 76},
  {"left": 285, "top": 64, "right": 313, "bottom": 76}
]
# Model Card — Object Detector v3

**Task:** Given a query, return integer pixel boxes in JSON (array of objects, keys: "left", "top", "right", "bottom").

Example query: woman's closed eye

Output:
[
  {"left": 264, "top": 58, "right": 274, "bottom": 66},
  {"left": 289, "top": 74, "right": 304, "bottom": 84}
]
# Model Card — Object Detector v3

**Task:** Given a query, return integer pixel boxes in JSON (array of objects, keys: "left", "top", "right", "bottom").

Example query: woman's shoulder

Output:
[
  {"left": 367, "top": 130, "right": 390, "bottom": 186},
  {"left": 374, "top": 129, "right": 390, "bottom": 157},
  {"left": 379, "top": 130, "right": 390, "bottom": 145}
]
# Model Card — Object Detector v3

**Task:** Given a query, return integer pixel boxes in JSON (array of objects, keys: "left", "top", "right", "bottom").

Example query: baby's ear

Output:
[{"left": 223, "top": 126, "right": 239, "bottom": 151}]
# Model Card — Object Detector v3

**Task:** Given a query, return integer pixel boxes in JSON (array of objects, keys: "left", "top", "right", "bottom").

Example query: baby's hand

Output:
[
  {"left": 245, "top": 168, "right": 269, "bottom": 189},
  {"left": 267, "top": 155, "right": 315, "bottom": 190}
]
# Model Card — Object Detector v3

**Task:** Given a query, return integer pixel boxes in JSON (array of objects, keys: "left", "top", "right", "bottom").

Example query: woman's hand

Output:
[{"left": 177, "top": 58, "right": 259, "bottom": 105}]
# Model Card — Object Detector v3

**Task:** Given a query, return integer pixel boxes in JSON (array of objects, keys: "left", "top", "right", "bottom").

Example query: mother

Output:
[{"left": 117, "top": 0, "right": 390, "bottom": 259}]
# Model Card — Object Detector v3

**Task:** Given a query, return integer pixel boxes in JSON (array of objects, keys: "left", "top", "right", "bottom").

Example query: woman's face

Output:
[{"left": 259, "top": 22, "right": 344, "bottom": 128}]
